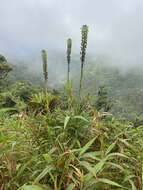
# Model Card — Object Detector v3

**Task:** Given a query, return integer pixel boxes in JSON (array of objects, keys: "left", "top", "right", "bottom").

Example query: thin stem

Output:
[
  {"left": 79, "top": 62, "right": 84, "bottom": 100},
  {"left": 67, "top": 60, "right": 70, "bottom": 84}
]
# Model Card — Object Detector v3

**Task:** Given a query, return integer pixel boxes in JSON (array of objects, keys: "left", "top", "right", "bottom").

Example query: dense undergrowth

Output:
[{"left": 0, "top": 95, "right": 143, "bottom": 190}]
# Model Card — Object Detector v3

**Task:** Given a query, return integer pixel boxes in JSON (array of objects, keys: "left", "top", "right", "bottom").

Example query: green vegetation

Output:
[
  {"left": 0, "top": 55, "right": 12, "bottom": 80},
  {"left": 0, "top": 55, "right": 12, "bottom": 92},
  {"left": 0, "top": 25, "right": 143, "bottom": 190}
]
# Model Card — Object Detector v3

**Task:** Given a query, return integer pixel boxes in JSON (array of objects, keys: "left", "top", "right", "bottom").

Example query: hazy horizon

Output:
[{"left": 0, "top": 0, "right": 143, "bottom": 68}]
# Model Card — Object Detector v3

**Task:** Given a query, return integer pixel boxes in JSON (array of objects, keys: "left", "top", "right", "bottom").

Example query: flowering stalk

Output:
[
  {"left": 41, "top": 49, "right": 48, "bottom": 92},
  {"left": 67, "top": 38, "right": 72, "bottom": 83},
  {"left": 79, "top": 25, "right": 88, "bottom": 99}
]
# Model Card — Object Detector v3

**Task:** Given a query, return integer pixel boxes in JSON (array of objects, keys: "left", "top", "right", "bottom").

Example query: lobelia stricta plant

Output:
[
  {"left": 79, "top": 25, "right": 88, "bottom": 100},
  {"left": 66, "top": 38, "right": 72, "bottom": 108},
  {"left": 67, "top": 38, "right": 72, "bottom": 84},
  {"left": 41, "top": 49, "right": 48, "bottom": 92}
]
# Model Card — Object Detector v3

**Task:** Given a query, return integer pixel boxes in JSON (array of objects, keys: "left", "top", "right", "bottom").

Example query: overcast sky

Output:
[{"left": 0, "top": 0, "right": 143, "bottom": 67}]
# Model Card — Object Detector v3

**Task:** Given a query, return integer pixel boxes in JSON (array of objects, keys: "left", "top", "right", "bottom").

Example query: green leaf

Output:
[
  {"left": 107, "top": 152, "right": 129, "bottom": 159},
  {"left": 107, "top": 162, "right": 124, "bottom": 171},
  {"left": 34, "top": 165, "right": 54, "bottom": 183},
  {"left": 65, "top": 183, "right": 75, "bottom": 190},
  {"left": 17, "top": 157, "right": 36, "bottom": 177},
  {"left": 19, "top": 185, "right": 43, "bottom": 190},
  {"left": 84, "top": 158, "right": 107, "bottom": 181},
  {"left": 98, "top": 178, "right": 125, "bottom": 188},
  {"left": 79, "top": 137, "right": 97, "bottom": 157},
  {"left": 80, "top": 161, "right": 97, "bottom": 177},
  {"left": 119, "top": 138, "right": 137, "bottom": 152},
  {"left": 124, "top": 175, "right": 136, "bottom": 182},
  {"left": 129, "top": 179, "right": 137, "bottom": 190},
  {"left": 84, "top": 178, "right": 97, "bottom": 189},
  {"left": 48, "top": 147, "right": 57, "bottom": 154},
  {"left": 43, "top": 153, "right": 52, "bottom": 162},
  {"left": 80, "top": 159, "right": 106, "bottom": 179},
  {"left": 93, "top": 159, "right": 106, "bottom": 173},
  {"left": 80, "top": 151, "right": 101, "bottom": 161},
  {"left": 73, "top": 115, "right": 88, "bottom": 122},
  {"left": 105, "top": 141, "right": 116, "bottom": 155},
  {"left": 64, "top": 116, "right": 70, "bottom": 129},
  {"left": 0, "top": 107, "right": 17, "bottom": 113}
]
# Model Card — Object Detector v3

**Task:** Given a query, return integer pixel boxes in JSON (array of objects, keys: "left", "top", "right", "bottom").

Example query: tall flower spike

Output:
[
  {"left": 41, "top": 49, "right": 48, "bottom": 92},
  {"left": 67, "top": 38, "right": 72, "bottom": 83},
  {"left": 80, "top": 25, "right": 88, "bottom": 65},
  {"left": 79, "top": 25, "right": 89, "bottom": 99}
]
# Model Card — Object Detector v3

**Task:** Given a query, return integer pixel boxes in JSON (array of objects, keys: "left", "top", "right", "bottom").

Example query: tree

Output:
[
  {"left": 96, "top": 86, "right": 113, "bottom": 112},
  {"left": 0, "top": 55, "right": 12, "bottom": 80}
]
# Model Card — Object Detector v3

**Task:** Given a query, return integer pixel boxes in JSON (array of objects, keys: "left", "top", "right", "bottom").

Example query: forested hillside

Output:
[{"left": 6, "top": 55, "right": 143, "bottom": 120}]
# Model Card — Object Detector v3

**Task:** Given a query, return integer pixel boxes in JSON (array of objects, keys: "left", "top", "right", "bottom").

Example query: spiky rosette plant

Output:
[
  {"left": 67, "top": 38, "right": 72, "bottom": 83},
  {"left": 41, "top": 49, "right": 48, "bottom": 92},
  {"left": 79, "top": 25, "right": 88, "bottom": 99}
]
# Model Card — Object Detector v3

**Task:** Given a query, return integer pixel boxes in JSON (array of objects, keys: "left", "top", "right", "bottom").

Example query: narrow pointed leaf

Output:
[
  {"left": 65, "top": 183, "right": 75, "bottom": 190},
  {"left": 19, "top": 185, "right": 43, "bottom": 190},
  {"left": 79, "top": 137, "right": 97, "bottom": 157},
  {"left": 105, "top": 141, "right": 116, "bottom": 155},
  {"left": 129, "top": 179, "right": 137, "bottom": 190},
  {"left": 80, "top": 161, "right": 97, "bottom": 178},
  {"left": 64, "top": 116, "right": 70, "bottom": 129},
  {"left": 34, "top": 165, "right": 54, "bottom": 183},
  {"left": 73, "top": 115, "right": 88, "bottom": 122},
  {"left": 98, "top": 178, "right": 125, "bottom": 188}
]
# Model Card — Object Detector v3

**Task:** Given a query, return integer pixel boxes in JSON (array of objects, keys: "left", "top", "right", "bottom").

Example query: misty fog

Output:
[{"left": 0, "top": 0, "right": 143, "bottom": 71}]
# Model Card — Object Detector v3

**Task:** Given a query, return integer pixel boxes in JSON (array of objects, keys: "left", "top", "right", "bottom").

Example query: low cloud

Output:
[{"left": 0, "top": 0, "right": 143, "bottom": 67}]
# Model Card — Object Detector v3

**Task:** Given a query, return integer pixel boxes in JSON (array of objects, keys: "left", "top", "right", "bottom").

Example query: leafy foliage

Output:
[
  {"left": 0, "top": 107, "right": 143, "bottom": 189},
  {"left": 0, "top": 26, "right": 143, "bottom": 190},
  {"left": 28, "top": 91, "right": 57, "bottom": 113},
  {"left": 0, "top": 55, "right": 12, "bottom": 80}
]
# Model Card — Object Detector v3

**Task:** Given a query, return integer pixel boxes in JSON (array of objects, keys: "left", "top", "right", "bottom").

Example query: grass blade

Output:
[
  {"left": 64, "top": 116, "right": 70, "bottom": 129},
  {"left": 34, "top": 165, "right": 54, "bottom": 183},
  {"left": 79, "top": 137, "right": 97, "bottom": 157},
  {"left": 65, "top": 183, "right": 75, "bottom": 190},
  {"left": 98, "top": 178, "right": 126, "bottom": 189},
  {"left": 105, "top": 141, "right": 116, "bottom": 155}
]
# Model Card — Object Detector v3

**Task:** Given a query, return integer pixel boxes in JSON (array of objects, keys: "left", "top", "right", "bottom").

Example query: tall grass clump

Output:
[
  {"left": 79, "top": 25, "right": 88, "bottom": 99},
  {"left": 41, "top": 49, "right": 48, "bottom": 92}
]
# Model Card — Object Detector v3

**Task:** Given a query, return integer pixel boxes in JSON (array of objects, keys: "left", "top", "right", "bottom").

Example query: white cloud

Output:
[{"left": 0, "top": 0, "right": 143, "bottom": 67}]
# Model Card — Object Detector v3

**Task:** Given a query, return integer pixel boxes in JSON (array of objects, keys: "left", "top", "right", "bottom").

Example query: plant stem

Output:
[{"left": 67, "top": 38, "right": 72, "bottom": 84}]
